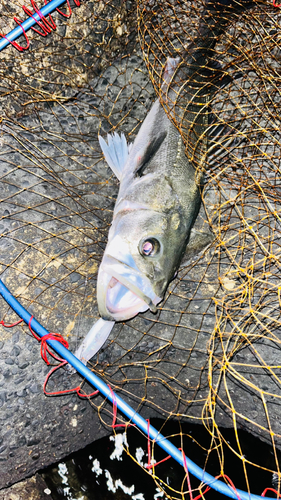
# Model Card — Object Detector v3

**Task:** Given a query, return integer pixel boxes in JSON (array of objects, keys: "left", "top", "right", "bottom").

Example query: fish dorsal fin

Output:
[
  {"left": 135, "top": 131, "right": 167, "bottom": 177},
  {"left": 99, "top": 132, "right": 130, "bottom": 180}
]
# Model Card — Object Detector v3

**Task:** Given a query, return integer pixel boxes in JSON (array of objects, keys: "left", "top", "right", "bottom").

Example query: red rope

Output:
[
  {"left": 28, "top": 316, "right": 65, "bottom": 364},
  {"left": 22, "top": 1, "right": 56, "bottom": 36},
  {"left": 55, "top": 0, "right": 80, "bottom": 18},
  {"left": 221, "top": 475, "right": 241, "bottom": 500},
  {"left": 42, "top": 0, "right": 57, "bottom": 30},
  {"left": 40, "top": 332, "right": 69, "bottom": 364},
  {"left": 181, "top": 447, "right": 194, "bottom": 500},
  {"left": 193, "top": 484, "right": 212, "bottom": 500},
  {"left": 192, "top": 474, "right": 241, "bottom": 500},
  {"left": 0, "top": 19, "right": 30, "bottom": 51},
  {"left": 43, "top": 361, "right": 99, "bottom": 398},
  {"left": 0, "top": 314, "right": 98, "bottom": 399},
  {"left": 27, "top": 316, "right": 99, "bottom": 398},
  {"left": 0, "top": 0, "right": 81, "bottom": 52},
  {"left": 108, "top": 384, "right": 118, "bottom": 428},
  {"left": 0, "top": 319, "right": 24, "bottom": 327},
  {"left": 262, "top": 488, "right": 281, "bottom": 498},
  {"left": 147, "top": 419, "right": 151, "bottom": 469},
  {"left": 144, "top": 438, "right": 243, "bottom": 500},
  {"left": 106, "top": 384, "right": 136, "bottom": 430},
  {"left": 145, "top": 453, "right": 172, "bottom": 469}
]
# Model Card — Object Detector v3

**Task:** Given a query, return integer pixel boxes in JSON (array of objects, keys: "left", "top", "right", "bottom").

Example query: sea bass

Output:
[
  {"left": 97, "top": 76, "right": 204, "bottom": 322},
  {"left": 72, "top": 56, "right": 207, "bottom": 366},
  {"left": 73, "top": 67, "right": 206, "bottom": 367},
  {"left": 72, "top": 0, "right": 254, "bottom": 366},
  {"left": 96, "top": 49, "right": 222, "bottom": 320},
  {"left": 96, "top": 0, "right": 256, "bottom": 323}
]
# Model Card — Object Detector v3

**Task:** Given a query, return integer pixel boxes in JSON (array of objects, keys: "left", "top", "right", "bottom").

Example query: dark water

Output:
[{"left": 40, "top": 419, "right": 280, "bottom": 500}]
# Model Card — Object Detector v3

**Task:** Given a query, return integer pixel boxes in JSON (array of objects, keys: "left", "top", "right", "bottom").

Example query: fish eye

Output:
[{"left": 139, "top": 238, "right": 161, "bottom": 257}]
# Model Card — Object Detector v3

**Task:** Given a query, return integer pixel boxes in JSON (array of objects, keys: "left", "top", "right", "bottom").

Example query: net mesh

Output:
[{"left": 1, "top": 0, "right": 281, "bottom": 497}]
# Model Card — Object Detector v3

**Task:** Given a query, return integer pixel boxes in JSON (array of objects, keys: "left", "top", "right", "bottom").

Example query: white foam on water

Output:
[
  {"left": 135, "top": 447, "right": 145, "bottom": 466},
  {"left": 58, "top": 462, "right": 68, "bottom": 485},
  {"left": 154, "top": 488, "right": 165, "bottom": 499},
  {"left": 132, "top": 494, "right": 145, "bottom": 500},
  {"left": 91, "top": 458, "right": 103, "bottom": 476},
  {"left": 109, "top": 432, "right": 128, "bottom": 461}
]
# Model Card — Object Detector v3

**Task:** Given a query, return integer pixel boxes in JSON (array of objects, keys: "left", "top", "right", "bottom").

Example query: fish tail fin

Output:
[
  {"left": 99, "top": 132, "right": 129, "bottom": 180},
  {"left": 67, "top": 318, "right": 115, "bottom": 372},
  {"left": 161, "top": 56, "right": 181, "bottom": 93}
]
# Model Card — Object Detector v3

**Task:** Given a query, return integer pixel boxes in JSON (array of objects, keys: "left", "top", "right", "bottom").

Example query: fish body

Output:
[
  {"left": 72, "top": 0, "right": 255, "bottom": 365},
  {"left": 97, "top": 57, "right": 207, "bottom": 322},
  {"left": 72, "top": 55, "right": 208, "bottom": 366},
  {"left": 96, "top": 0, "right": 257, "bottom": 324}
]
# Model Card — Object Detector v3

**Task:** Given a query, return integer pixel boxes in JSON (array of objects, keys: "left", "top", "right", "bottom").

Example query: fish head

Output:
[{"left": 97, "top": 206, "right": 188, "bottom": 322}]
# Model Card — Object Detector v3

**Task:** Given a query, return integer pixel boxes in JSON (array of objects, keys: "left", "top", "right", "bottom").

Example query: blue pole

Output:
[
  {"left": 0, "top": 0, "right": 69, "bottom": 52},
  {"left": 0, "top": 278, "right": 267, "bottom": 500}
]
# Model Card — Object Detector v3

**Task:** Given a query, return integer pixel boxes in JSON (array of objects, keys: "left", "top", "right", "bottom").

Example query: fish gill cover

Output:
[{"left": 0, "top": 0, "right": 281, "bottom": 497}]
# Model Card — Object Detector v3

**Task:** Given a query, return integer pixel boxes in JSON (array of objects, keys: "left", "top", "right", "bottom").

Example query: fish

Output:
[
  {"left": 95, "top": 25, "right": 234, "bottom": 322},
  {"left": 97, "top": 88, "right": 204, "bottom": 322},
  {"left": 71, "top": 0, "right": 254, "bottom": 368}
]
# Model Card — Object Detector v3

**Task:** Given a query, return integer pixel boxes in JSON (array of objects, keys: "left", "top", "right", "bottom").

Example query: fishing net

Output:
[{"left": 0, "top": 0, "right": 281, "bottom": 497}]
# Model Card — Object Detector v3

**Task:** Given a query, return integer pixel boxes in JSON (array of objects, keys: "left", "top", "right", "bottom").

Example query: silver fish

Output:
[
  {"left": 96, "top": 0, "right": 255, "bottom": 323},
  {"left": 72, "top": 0, "right": 254, "bottom": 366},
  {"left": 97, "top": 58, "right": 210, "bottom": 322}
]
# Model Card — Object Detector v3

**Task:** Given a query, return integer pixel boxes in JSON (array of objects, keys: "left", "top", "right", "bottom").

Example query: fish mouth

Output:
[{"left": 97, "top": 255, "right": 161, "bottom": 322}]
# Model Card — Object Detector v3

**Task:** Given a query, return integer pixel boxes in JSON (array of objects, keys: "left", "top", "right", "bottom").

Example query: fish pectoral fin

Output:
[
  {"left": 181, "top": 229, "right": 214, "bottom": 267},
  {"left": 135, "top": 131, "right": 167, "bottom": 177},
  {"left": 99, "top": 132, "right": 130, "bottom": 180}
]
